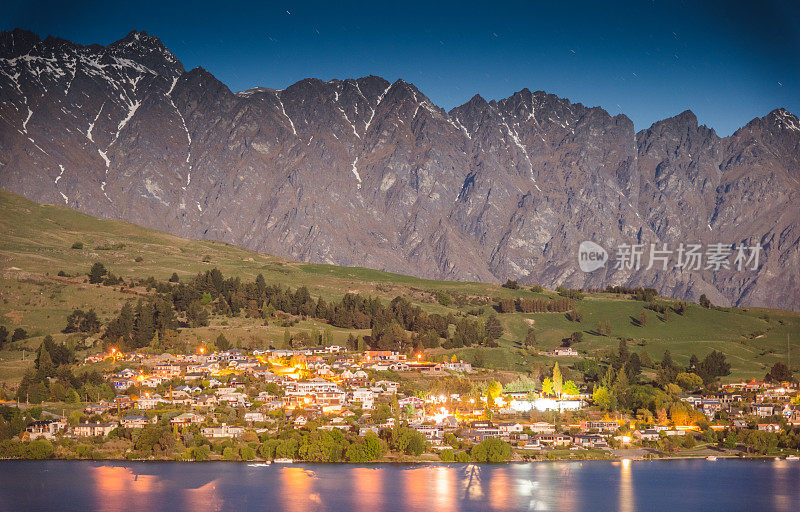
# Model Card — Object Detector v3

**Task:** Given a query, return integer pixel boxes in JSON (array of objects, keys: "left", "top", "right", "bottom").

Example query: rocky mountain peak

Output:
[
  {"left": 767, "top": 108, "right": 800, "bottom": 133},
  {"left": 0, "top": 28, "right": 40, "bottom": 58},
  {"left": 1, "top": 29, "right": 797, "bottom": 310},
  {"left": 108, "top": 29, "right": 184, "bottom": 77},
  {"left": 637, "top": 109, "right": 719, "bottom": 158}
]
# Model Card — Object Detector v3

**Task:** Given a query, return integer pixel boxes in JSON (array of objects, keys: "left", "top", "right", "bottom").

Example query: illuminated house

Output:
[
  {"left": 137, "top": 395, "right": 162, "bottom": 410},
  {"left": 153, "top": 363, "right": 182, "bottom": 378},
  {"left": 572, "top": 434, "right": 608, "bottom": 448},
  {"left": 73, "top": 422, "right": 118, "bottom": 437},
  {"left": 201, "top": 424, "right": 244, "bottom": 439},
  {"left": 441, "top": 360, "right": 473, "bottom": 373},
  {"left": 170, "top": 413, "right": 204, "bottom": 427},
  {"left": 25, "top": 419, "right": 67, "bottom": 440},
  {"left": 579, "top": 420, "right": 619, "bottom": 432},
  {"left": 287, "top": 378, "right": 340, "bottom": 395},
  {"left": 528, "top": 422, "right": 556, "bottom": 434},
  {"left": 244, "top": 412, "right": 267, "bottom": 423},
  {"left": 536, "top": 434, "right": 572, "bottom": 447},
  {"left": 121, "top": 415, "right": 156, "bottom": 429}
]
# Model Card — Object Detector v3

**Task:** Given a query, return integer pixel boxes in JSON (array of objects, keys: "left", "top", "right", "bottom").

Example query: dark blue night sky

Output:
[{"left": 5, "top": 0, "right": 799, "bottom": 135}]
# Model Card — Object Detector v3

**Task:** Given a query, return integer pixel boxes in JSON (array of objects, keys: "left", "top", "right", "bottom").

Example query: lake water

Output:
[{"left": 0, "top": 459, "right": 797, "bottom": 511}]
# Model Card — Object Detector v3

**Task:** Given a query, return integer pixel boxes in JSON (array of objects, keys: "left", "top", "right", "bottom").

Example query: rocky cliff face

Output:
[{"left": 1, "top": 29, "right": 798, "bottom": 309}]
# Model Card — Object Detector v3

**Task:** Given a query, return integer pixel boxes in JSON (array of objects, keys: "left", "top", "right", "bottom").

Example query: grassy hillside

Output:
[{"left": 1, "top": 189, "right": 798, "bottom": 387}]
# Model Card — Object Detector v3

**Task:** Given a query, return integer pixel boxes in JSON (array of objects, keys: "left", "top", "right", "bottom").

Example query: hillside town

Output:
[{"left": 7, "top": 343, "right": 800, "bottom": 463}]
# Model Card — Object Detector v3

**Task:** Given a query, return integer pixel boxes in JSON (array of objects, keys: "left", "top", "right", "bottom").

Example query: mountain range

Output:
[{"left": 0, "top": 29, "right": 798, "bottom": 309}]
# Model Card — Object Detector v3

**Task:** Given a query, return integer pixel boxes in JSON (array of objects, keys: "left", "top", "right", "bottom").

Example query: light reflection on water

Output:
[
  {"left": 619, "top": 458, "right": 635, "bottom": 512},
  {"left": 91, "top": 464, "right": 164, "bottom": 511},
  {"left": 1, "top": 459, "right": 799, "bottom": 512},
  {"left": 770, "top": 458, "right": 792, "bottom": 512},
  {"left": 352, "top": 467, "right": 383, "bottom": 512},
  {"left": 183, "top": 480, "right": 222, "bottom": 512},
  {"left": 280, "top": 467, "right": 318, "bottom": 512}
]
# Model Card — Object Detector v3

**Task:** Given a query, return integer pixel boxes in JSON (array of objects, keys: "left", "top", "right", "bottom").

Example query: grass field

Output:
[{"left": 1, "top": 189, "right": 798, "bottom": 388}]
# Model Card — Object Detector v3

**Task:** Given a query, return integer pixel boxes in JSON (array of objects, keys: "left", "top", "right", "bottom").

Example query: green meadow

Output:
[{"left": 1, "top": 189, "right": 798, "bottom": 388}]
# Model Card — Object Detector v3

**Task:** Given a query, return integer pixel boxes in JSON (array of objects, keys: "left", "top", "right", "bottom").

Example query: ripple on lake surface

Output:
[{"left": 0, "top": 459, "right": 798, "bottom": 512}]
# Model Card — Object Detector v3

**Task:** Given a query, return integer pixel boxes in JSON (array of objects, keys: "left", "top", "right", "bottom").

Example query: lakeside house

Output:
[
  {"left": 528, "top": 422, "right": 556, "bottom": 434},
  {"left": 579, "top": 420, "right": 618, "bottom": 432},
  {"left": 25, "top": 419, "right": 67, "bottom": 440},
  {"left": 74, "top": 422, "right": 119, "bottom": 437},
  {"left": 170, "top": 413, "right": 204, "bottom": 427},
  {"left": 537, "top": 433, "right": 572, "bottom": 447},
  {"left": 121, "top": 415, "right": 156, "bottom": 429},
  {"left": 572, "top": 434, "right": 608, "bottom": 449},
  {"left": 201, "top": 424, "right": 244, "bottom": 439}
]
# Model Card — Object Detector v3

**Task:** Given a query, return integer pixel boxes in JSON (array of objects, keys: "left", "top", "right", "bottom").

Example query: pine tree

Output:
[
  {"left": 612, "top": 366, "right": 630, "bottom": 409},
  {"left": 485, "top": 314, "right": 503, "bottom": 341},
  {"left": 153, "top": 298, "right": 177, "bottom": 335},
  {"left": 613, "top": 338, "right": 629, "bottom": 369},
  {"left": 657, "top": 350, "right": 679, "bottom": 385},
  {"left": 133, "top": 300, "right": 156, "bottom": 348},
  {"left": 524, "top": 327, "right": 536, "bottom": 350},
  {"left": 35, "top": 343, "right": 55, "bottom": 378},
  {"left": 216, "top": 333, "right": 230, "bottom": 351},
  {"left": 255, "top": 273, "right": 267, "bottom": 297},
  {"left": 105, "top": 302, "right": 134, "bottom": 346},
  {"left": 88, "top": 262, "right": 107, "bottom": 284},
  {"left": 186, "top": 300, "right": 209, "bottom": 328},
  {"left": 119, "top": 301, "right": 135, "bottom": 335}
]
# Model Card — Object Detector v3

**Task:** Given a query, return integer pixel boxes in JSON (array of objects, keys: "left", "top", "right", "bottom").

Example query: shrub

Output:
[
  {"left": 0, "top": 440, "right": 24, "bottom": 458},
  {"left": 454, "top": 451, "right": 470, "bottom": 462},
  {"left": 71, "top": 242, "right": 83, "bottom": 250},
  {"left": 26, "top": 440, "right": 54, "bottom": 460},
  {"left": 240, "top": 445, "right": 256, "bottom": 461},
  {"left": 471, "top": 438, "right": 511, "bottom": 463},
  {"left": 393, "top": 427, "right": 426, "bottom": 456}
]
